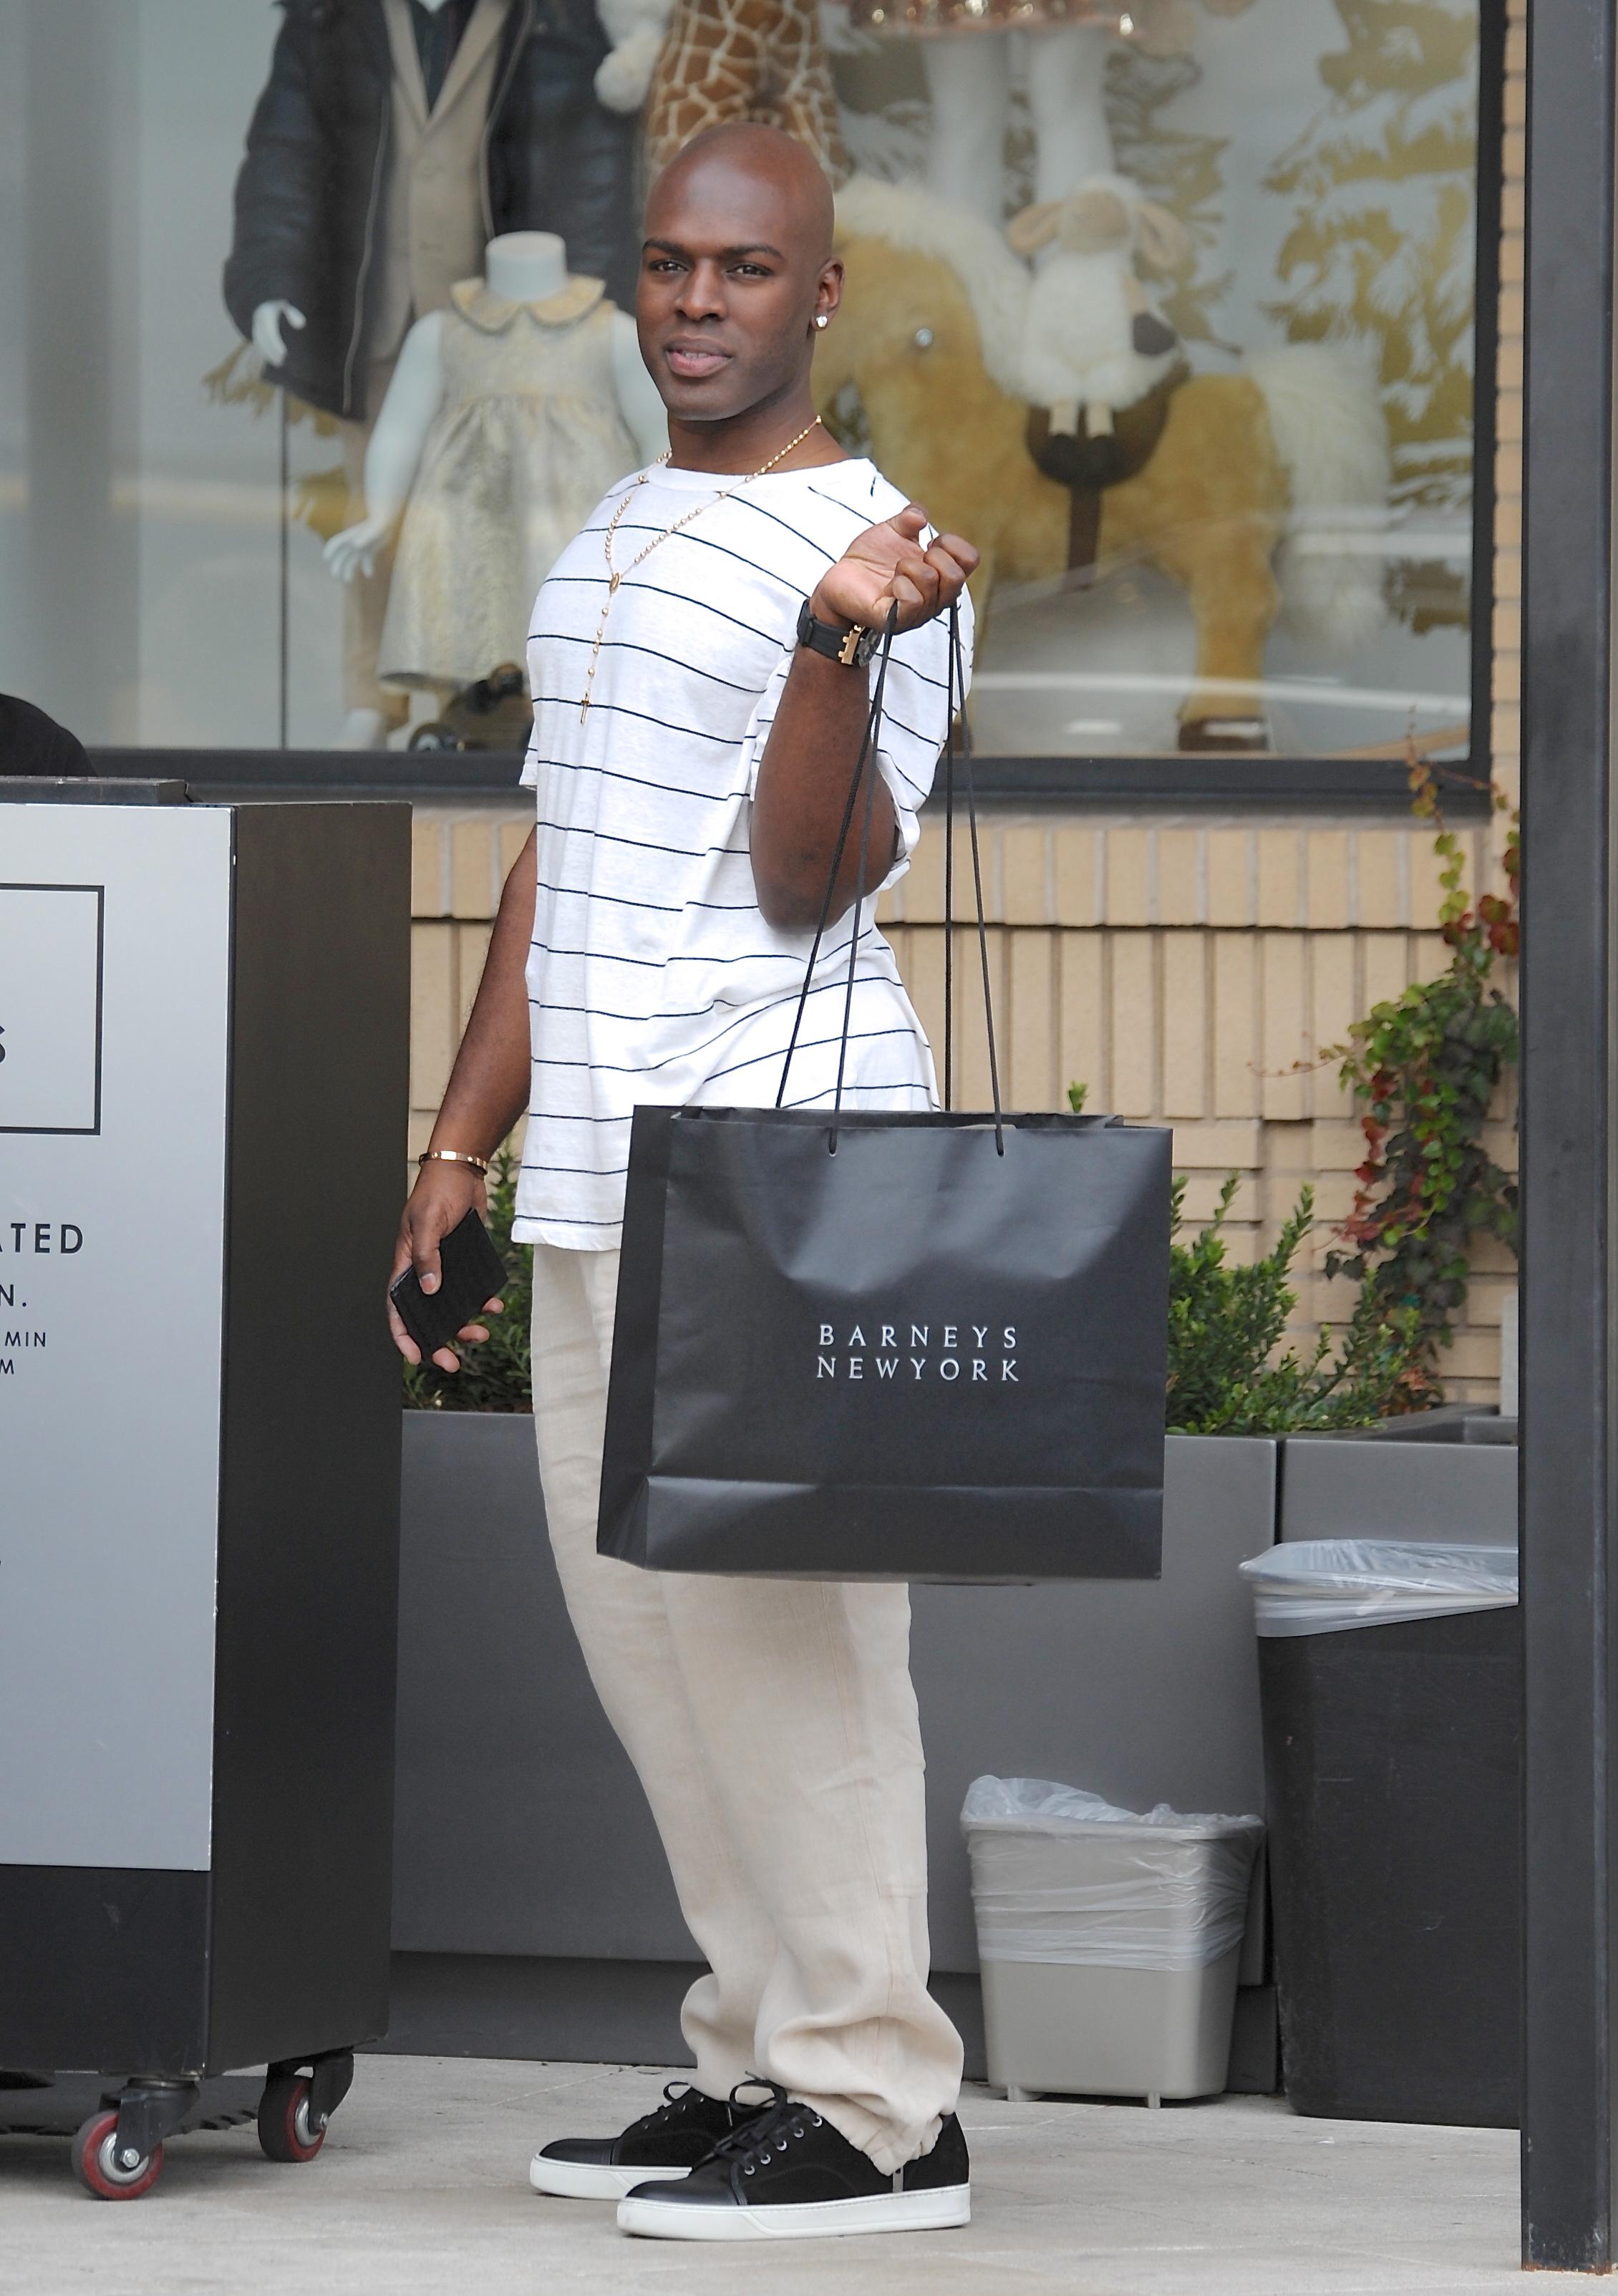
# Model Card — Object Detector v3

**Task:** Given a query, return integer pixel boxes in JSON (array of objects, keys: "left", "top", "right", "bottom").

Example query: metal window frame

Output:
[{"left": 1521, "top": 0, "right": 1618, "bottom": 2271}]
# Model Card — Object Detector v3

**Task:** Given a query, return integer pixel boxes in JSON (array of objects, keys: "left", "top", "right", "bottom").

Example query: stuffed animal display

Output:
[{"left": 1009, "top": 175, "right": 1191, "bottom": 468}]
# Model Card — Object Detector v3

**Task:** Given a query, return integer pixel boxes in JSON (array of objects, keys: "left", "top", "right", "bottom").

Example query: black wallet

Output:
[{"left": 389, "top": 1208, "right": 508, "bottom": 1356}]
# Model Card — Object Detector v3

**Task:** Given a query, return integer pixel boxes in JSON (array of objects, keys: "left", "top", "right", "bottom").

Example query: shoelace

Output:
[
  {"left": 708, "top": 2081, "right": 825, "bottom": 2176},
  {"left": 624, "top": 2081, "right": 712, "bottom": 2138}
]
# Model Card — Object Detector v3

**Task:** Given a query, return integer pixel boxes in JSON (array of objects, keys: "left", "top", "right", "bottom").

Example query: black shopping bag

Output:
[{"left": 597, "top": 606, "right": 1171, "bottom": 1582}]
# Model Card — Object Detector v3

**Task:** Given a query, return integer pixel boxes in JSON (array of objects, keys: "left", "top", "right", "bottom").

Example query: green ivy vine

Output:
[{"left": 1324, "top": 764, "right": 1520, "bottom": 1395}]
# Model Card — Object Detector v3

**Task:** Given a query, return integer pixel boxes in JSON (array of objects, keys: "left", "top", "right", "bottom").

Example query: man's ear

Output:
[{"left": 815, "top": 255, "right": 845, "bottom": 326}]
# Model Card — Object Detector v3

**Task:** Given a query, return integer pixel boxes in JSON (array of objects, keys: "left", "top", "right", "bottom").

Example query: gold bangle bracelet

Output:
[{"left": 417, "top": 1148, "right": 490, "bottom": 1176}]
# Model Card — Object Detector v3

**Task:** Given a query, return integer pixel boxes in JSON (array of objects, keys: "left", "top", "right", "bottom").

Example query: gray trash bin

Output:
[{"left": 962, "top": 1778, "right": 1264, "bottom": 2106}]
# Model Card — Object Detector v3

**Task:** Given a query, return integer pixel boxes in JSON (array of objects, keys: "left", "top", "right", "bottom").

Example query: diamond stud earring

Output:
[{"left": 815, "top": 314, "right": 830, "bottom": 330}]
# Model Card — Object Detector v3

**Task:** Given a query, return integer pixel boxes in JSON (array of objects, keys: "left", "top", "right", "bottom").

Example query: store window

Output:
[{"left": 0, "top": 0, "right": 1489, "bottom": 767}]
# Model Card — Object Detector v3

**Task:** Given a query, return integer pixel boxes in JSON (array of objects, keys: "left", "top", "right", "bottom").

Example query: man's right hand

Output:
[{"left": 389, "top": 1162, "right": 505, "bottom": 1375}]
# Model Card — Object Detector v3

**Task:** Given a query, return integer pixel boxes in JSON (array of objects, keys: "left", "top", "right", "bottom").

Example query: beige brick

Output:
[
  {"left": 1413, "top": 931, "right": 1450, "bottom": 983},
  {"left": 411, "top": 821, "right": 445, "bottom": 918},
  {"left": 1000, "top": 827, "right": 1049, "bottom": 926},
  {"left": 410, "top": 921, "right": 455, "bottom": 1110},
  {"left": 1307, "top": 1171, "right": 1358, "bottom": 1224},
  {"left": 1439, "top": 1331, "right": 1509, "bottom": 1382},
  {"left": 904, "top": 928, "right": 946, "bottom": 1071},
  {"left": 1498, "top": 282, "right": 1523, "bottom": 339},
  {"left": 1110, "top": 931, "right": 1156, "bottom": 1118},
  {"left": 1105, "top": 829, "right": 1152, "bottom": 927},
  {"left": 956, "top": 928, "right": 1009, "bottom": 1107},
  {"left": 1008, "top": 931, "right": 1057, "bottom": 1110},
  {"left": 1207, "top": 830, "right": 1253, "bottom": 927},
  {"left": 1466, "top": 1278, "right": 1517, "bottom": 1329},
  {"left": 1171, "top": 1120, "right": 1262, "bottom": 1169},
  {"left": 1303, "top": 832, "right": 1350, "bottom": 931},
  {"left": 1212, "top": 934, "right": 1259, "bottom": 1117},
  {"left": 1161, "top": 933, "right": 1207, "bottom": 1119},
  {"left": 1256, "top": 830, "right": 1302, "bottom": 928},
  {"left": 1058, "top": 932, "right": 1106, "bottom": 1112},
  {"left": 1157, "top": 830, "right": 1202, "bottom": 926},
  {"left": 1493, "top": 546, "right": 1521, "bottom": 601},
  {"left": 1261, "top": 936, "right": 1309, "bottom": 1121},
  {"left": 902, "top": 825, "right": 945, "bottom": 924},
  {"left": 1355, "top": 831, "right": 1403, "bottom": 928},
  {"left": 1493, "top": 598, "right": 1521, "bottom": 655},
  {"left": 451, "top": 820, "right": 498, "bottom": 920},
  {"left": 1495, "top": 495, "right": 1521, "bottom": 547},
  {"left": 455, "top": 923, "right": 491, "bottom": 1034},
  {"left": 1362, "top": 932, "right": 1411, "bottom": 1011},
  {"left": 1052, "top": 825, "right": 1100, "bottom": 926},
  {"left": 1495, "top": 335, "right": 1523, "bottom": 391},
  {"left": 1310, "top": 936, "right": 1357, "bottom": 1120},
  {"left": 1408, "top": 832, "right": 1451, "bottom": 931},
  {"left": 1310, "top": 1120, "right": 1366, "bottom": 1169},
  {"left": 499, "top": 820, "right": 531, "bottom": 881},
  {"left": 1180, "top": 1172, "right": 1257, "bottom": 1224}
]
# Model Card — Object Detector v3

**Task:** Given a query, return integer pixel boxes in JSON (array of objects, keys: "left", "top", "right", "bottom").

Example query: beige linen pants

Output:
[{"left": 529, "top": 1240, "right": 964, "bottom": 2174}]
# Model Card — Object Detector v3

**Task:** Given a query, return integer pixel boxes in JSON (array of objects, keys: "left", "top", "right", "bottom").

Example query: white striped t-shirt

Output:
[{"left": 513, "top": 454, "right": 972, "bottom": 1250}]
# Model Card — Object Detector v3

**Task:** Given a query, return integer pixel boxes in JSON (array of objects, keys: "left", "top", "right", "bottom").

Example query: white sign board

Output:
[{"left": 0, "top": 805, "right": 233, "bottom": 1870}]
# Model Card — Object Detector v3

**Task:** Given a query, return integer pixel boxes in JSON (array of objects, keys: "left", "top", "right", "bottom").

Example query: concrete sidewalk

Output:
[{"left": 4, "top": 2056, "right": 1523, "bottom": 2295}]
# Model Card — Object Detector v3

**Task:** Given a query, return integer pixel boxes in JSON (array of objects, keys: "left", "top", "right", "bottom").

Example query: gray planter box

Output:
[
  {"left": 388, "top": 1416, "right": 1280, "bottom": 2078},
  {"left": 1283, "top": 1418, "right": 1518, "bottom": 1549}
]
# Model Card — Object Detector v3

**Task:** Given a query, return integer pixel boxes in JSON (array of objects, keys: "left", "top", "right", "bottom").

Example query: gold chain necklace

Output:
[{"left": 578, "top": 416, "right": 825, "bottom": 721}]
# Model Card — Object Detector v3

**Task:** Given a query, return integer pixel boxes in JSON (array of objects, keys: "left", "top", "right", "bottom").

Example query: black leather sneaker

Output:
[
  {"left": 616, "top": 2084, "right": 971, "bottom": 2240},
  {"left": 530, "top": 2081, "right": 770, "bottom": 2201}
]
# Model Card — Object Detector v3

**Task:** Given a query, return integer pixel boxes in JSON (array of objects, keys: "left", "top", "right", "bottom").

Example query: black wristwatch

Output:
[{"left": 797, "top": 596, "right": 880, "bottom": 669}]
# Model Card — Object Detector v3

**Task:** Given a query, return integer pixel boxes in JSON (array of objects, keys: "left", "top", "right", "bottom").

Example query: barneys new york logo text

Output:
[{"left": 815, "top": 1323, "right": 1018, "bottom": 1383}]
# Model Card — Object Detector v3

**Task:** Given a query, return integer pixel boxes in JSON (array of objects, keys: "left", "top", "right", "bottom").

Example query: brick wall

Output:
[{"left": 411, "top": 807, "right": 1518, "bottom": 1406}]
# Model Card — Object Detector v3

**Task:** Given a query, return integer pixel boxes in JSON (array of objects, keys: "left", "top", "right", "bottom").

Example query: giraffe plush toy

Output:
[{"left": 644, "top": 0, "right": 849, "bottom": 178}]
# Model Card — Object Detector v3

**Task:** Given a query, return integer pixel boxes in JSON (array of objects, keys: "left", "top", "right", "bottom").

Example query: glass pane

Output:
[{"left": 828, "top": 0, "right": 1482, "bottom": 760}]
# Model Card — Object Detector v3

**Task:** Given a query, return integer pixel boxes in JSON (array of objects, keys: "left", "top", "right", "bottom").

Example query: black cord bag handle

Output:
[{"left": 776, "top": 599, "right": 1003, "bottom": 1154}]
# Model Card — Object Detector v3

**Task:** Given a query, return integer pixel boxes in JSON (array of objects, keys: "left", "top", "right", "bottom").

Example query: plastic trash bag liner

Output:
[
  {"left": 960, "top": 1777, "right": 1264, "bottom": 1970},
  {"left": 1239, "top": 1539, "right": 1518, "bottom": 1639}
]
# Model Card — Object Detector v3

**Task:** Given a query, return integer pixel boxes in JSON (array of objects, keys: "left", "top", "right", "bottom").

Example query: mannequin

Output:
[
  {"left": 224, "top": 0, "right": 640, "bottom": 745},
  {"left": 326, "top": 233, "right": 667, "bottom": 694}
]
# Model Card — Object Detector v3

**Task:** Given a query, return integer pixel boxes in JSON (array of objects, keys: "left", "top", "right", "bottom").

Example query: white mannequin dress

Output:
[{"left": 379, "top": 274, "right": 637, "bottom": 692}]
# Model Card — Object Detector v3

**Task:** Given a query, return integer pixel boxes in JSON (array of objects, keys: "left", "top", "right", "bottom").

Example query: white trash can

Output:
[{"left": 962, "top": 1778, "right": 1264, "bottom": 2106}]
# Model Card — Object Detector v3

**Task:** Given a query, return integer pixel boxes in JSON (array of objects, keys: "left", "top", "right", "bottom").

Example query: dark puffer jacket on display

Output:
[{"left": 223, "top": 0, "right": 639, "bottom": 421}]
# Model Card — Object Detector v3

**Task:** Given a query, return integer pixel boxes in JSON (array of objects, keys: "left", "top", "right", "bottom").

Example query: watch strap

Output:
[{"left": 797, "top": 597, "right": 878, "bottom": 669}]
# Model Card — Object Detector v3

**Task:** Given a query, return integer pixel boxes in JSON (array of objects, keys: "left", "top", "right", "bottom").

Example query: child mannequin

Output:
[{"left": 326, "top": 233, "right": 667, "bottom": 704}]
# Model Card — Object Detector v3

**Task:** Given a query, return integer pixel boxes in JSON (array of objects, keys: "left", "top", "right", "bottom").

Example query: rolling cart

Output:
[{"left": 0, "top": 787, "right": 410, "bottom": 2197}]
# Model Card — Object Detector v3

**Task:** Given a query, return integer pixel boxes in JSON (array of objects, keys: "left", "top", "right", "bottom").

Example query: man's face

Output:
[{"left": 637, "top": 149, "right": 841, "bottom": 427}]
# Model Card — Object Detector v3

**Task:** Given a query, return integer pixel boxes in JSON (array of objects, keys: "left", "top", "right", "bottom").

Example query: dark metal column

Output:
[{"left": 1521, "top": 0, "right": 1618, "bottom": 2270}]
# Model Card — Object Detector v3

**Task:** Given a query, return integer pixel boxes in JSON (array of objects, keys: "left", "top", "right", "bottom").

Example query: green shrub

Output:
[
  {"left": 402, "top": 1151, "right": 533, "bottom": 1412},
  {"left": 1166, "top": 1174, "right": 1427, "bottom": 1435}
]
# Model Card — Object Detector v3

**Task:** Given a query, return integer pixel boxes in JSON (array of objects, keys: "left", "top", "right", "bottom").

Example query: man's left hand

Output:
[{"left": 810, "top": 505, "right": 979, "bottom": 638}]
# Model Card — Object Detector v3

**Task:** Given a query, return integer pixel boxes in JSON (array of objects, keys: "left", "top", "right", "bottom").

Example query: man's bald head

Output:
[
  {"left": 647, "top": 122, "right": 836, "bottom": 264},
  {"left": 636, "top": 122, "right": 843, "bottom": 437}
]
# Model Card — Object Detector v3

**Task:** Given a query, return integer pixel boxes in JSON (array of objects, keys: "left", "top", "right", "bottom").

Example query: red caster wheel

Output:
[
  {"left": 257, "top": 2072, "right": 326, "bottom": 2164},
  {"left": 72, "top": 2111, "right": 164, "bottom": 2200}
]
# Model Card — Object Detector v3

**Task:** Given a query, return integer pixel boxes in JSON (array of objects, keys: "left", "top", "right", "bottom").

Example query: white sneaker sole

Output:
[
  {"left": 530, "top": 2156, "right": 691, "bottom": 2201},
  {"left": 617, "top": 2184, "right": 972, "bottom": 2241}
]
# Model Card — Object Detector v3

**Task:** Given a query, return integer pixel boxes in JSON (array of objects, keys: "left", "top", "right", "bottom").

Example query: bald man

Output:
[{"left": 392, "top": 124, "right": 981, "bottom": 2243}]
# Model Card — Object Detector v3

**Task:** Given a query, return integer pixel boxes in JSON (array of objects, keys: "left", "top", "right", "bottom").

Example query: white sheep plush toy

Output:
[
  {"left": 1008, "top": 173, "right": 1192, "bottom": 473},
  {"left": 593, "top": 0, "right": 673, "bottom": 112}
]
